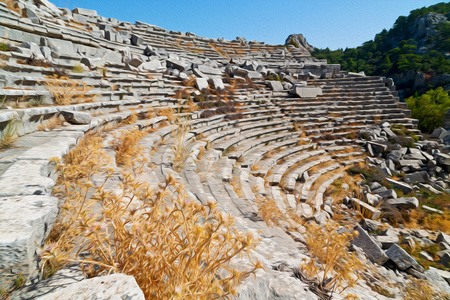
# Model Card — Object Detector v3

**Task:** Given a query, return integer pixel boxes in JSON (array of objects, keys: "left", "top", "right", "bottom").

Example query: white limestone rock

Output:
[{"left": 39, "top": 274, "right": 145, "bottom": 300}]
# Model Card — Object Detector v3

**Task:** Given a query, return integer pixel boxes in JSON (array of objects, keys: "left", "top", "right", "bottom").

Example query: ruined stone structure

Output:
[{"left": 1, "top": 1, "right": 450, "bottom": 299}]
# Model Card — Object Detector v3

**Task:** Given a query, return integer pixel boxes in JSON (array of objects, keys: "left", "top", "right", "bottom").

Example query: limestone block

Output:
[
  {"left": 61, "top": 111, "right": 92, "bottom": 125},
  {"left": 41, "top": 274, "right": 145, "bottom": 300},
  {"left": 405, "top": 171, "right": 430, "bottom": 184},
  {"left": 292, "top": 86, "right": 322, "bottom": 98},
  {"left": 351, "top": 226, "right": 389, "bottom": 264},
  {"left": 385, "top": 197, "right": 419, "bottom": 209},
  {"left": 130, "top": 34, "right": 142, "bottom": 46},
  {"left": 140, "top": 60, "right": 163, "bottom": 72},
  {"left": 385, "top": 178, "right": 414, "bottom": 194},
  {"left": 72, "top": 8, "right": 97, "bottom": 16},
  {"left": 208, "top": 78, "right": 224, "bottom": 90},
  {"left": 268, "top": 80, "right": 283, "bottom": 91},
  {"left": 0, "top": 160, "right": 55, "bottom": 197},
  {"left": 386, "top": 244, "right": 424, "bottom": 272},
  {"left": 81, "top": 57, "right": 103, "bottom": 69},
  {"left": 0, "top": 195, "right": 58, "bottom": 277},
  {"left": 195, "top": 78, "right": 208, "bottom": 90}
]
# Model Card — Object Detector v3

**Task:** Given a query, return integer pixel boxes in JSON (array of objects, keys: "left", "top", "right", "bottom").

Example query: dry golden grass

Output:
[
  {"left": 158, "top": 107, "right": 176, "bottom": 122},
  {"left": 43, "top": 75, "right": 96, "bottom": 105},
  {"left": 43, "top": 133, "right": 261, "bottom": 299},
  {"left": 0, "top": 119, "right": 19, "bottom": 148},
  {"left": 230, "top": 178, "right": 244, "bottom": 198},
  {"left": 121, "top": 111, "right": 139, "bottom": 125},
  {"left": 0, "top": 0, "right": 21, "bottom": 14},
  {"left": 299, "top": 221, "right": 362, "bottom": 295},
  {"left": 111, "top": 128, "right": 146, "bottom": 166},
  {"left": 402, "top": 277, "right": 450, "bottom": 300},
  {"left": 171, "top": 114, "right": 191, "bottom": 172},
  {"left": 38, "top": 117, "right": 63, "bottom": 131},
  {"left": 255, "top": 196, "right": 283, "bottom": 227}
]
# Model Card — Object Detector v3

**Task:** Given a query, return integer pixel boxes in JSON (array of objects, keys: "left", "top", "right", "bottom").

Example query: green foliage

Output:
[
  {"left": 405, "top": 87, "right": 450, "bottom": 133},
  {"left": 312, "top": 3, "right": 450, "bottom": 82},
  {"left": 0, "top": 43, "right": 10, "bottom": 52}
]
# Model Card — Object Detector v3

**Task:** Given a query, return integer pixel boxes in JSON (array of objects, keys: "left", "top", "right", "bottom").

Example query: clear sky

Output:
[{"left": 50, "top": 0, "right": 446, "bottom": 50}]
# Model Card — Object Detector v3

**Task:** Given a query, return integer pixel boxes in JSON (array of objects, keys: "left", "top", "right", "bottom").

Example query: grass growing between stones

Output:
[
  {"left": 43, "top": 132, "right": 260, "bottom": 299},
  {"left": 43, "top": 75, "right": 96, "bottom": 105},
  {"left": 298, "top": 221, "right": 361, "bottom": 299},
  {"left": 0, "top": 119, "right": 19, "bottom": 148}
]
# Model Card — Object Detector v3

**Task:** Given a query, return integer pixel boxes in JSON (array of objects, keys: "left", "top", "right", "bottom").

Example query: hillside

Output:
[{"left": 310, "top": 2, "right": 450, "bottom": 98}]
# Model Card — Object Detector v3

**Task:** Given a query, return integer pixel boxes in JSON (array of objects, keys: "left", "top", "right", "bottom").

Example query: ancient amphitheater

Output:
[{"left": 1, "top": 1, "right": 450, "bottom": 299}]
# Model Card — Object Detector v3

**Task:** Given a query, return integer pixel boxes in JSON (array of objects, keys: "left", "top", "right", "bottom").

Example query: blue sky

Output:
[{"left": 50, "top": 0, "right": 445, "bottom": 50}]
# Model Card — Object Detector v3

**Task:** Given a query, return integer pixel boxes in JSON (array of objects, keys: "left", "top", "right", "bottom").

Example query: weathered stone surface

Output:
[
  {"left": 208, "top": 78, "right": 225, "bottom": 90},
  {"left": 351, "top": 226, "right": 389, "bottom": 265},
  {"left": 292, "top": 86, "right": 322, "bottom": 98},
  {"left": 61, "top": 111, "right": 92, "bottom": 125},
  {"left": 0, "top": 195, "right": 58, "bottom": 277},
  {"left": 359, "top": 219, "right": 383, "bottom": 233},
  {"left": 405, "top": 171, "right": 430, "bottom": 184},
  {"left": 38, "top": 274, "right": 145, "bottom": 299},
  {"left": 386, "top": 244, "right": 424, "bottom": 272},
  {"left": 436, "top": 232, "right": 450, "bottom": 245},
  {"left": 268, "top": 80, "right": 283, "bottom": 91},
  {"left": 385, "top": 197, "right": 419, "bottom": 209},
  {"left": 385, "top": 178, "right": 414, "bottom": 194},
  {"left": 375, "top": 229, "right": 399, "bottom": 249},
  {"left": 349, "top": 198, "right": 381, "bottom": 219},
  {"left": 195, "top": 78, "right": 208, "bottom": 90},
  {"left": 72, "top": 7, "right": 97, "bottom": 16},
  {"left": 0, "top": 161, "right": 55, "bottom": 197}
]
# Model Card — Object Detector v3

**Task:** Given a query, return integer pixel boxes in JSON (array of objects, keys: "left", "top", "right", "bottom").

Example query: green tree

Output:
[{"left": 406, "top": 87, "right": 450, "bottom": 133}]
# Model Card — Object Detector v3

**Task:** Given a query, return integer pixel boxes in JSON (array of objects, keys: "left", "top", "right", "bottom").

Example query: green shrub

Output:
[{"left": 405, "top": 87, "right": 450, "bottom": 133}]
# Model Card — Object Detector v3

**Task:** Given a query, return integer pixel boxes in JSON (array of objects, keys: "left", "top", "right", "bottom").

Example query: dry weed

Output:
[
  {"left": 299, "top": 221, "right": 361, "bottom": 297},
  {"left": 171, "top": 114, "right": 191, "bottom": 172},
  {"left": 402, "top": 277, "right": 450, "bottom": 300},
  {"left": 43, "top": 75, "right": 95, "bottom": 105},
  {"left": 111, "top": 128, "right": 146, "bottom": 166},
  {"left": 43, "top": 133, "right": 260, "bottom": 299}
]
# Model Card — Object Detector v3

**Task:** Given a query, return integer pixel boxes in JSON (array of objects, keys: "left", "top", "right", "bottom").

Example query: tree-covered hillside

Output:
[{"left": 311, "top": 2, "right": 450, "bottom": 97}]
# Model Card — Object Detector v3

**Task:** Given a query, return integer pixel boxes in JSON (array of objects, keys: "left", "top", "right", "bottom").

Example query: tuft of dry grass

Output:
[
  {"left": 402, "top": 277, "right": 450, "bottom": 300},
  {"left": 43, "top": 133, "right": 261, "bottom": 299},
  {"left": 170, "top": 113, "right": 191, "bottom": 172},
  {"left": 0, "top": 118, "right": 19, "bottom": 148},
  {"left": 43, "top": 75, "right": 96, "bottom": 105},
  {"left": 38, "top": 116, "right": 63, "bottom": 131},
  {"left": 111, "top": 128, "right": 146, "bottom": 166},
  {"left": 298, "top": 221, "right": 362, "bottom": 297},
  {"left": 255, "top": 196, "right": 283, "bottom": 227}
]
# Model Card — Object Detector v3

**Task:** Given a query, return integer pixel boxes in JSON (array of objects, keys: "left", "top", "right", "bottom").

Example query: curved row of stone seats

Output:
[{"left": 0, "top": 98, "right": 170, "bottom": 279}]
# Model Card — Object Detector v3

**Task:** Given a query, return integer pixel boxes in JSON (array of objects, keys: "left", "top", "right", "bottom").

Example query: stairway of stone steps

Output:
[{"left": 0, "top": 1, "right": 422, "bottom": 298}]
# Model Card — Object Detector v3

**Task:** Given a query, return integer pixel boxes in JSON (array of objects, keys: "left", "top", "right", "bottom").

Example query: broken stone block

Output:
[
  {"left": 351, "top": 226, "right": 389, "bottom": 265},
  {"left": 385, "top": 197, "right": 419, "bottom": 209},
  {"left": 208, "top": 78, "right": 225, "bottom": 90},
  {"left": 61, "top": 111, "right": 92, "bottom": 125},
  {"left": 385, "top": 178, "right": 413, "bottom": 194},
  {"left": 349, "top": 198, "right": 381, "bottom": 219},
  {"left": 375, "top": 229, "right": 399, "bottom": 249},
  {"left": 385, "top": 244, "right": 424, "bottom": 272},
  {"left": 405, "top": 171, "right": 430, "bottom": 184},
  {"left": 437, "top": 233, "right": 450, "bottom": 245},
  {"left": 37, "top": 274, "right": 145, "bottom": 299},
  {"left": 359, "top": 219, "right": 383, "bottom": 233},
  {"left": 292, "top": 86, "right": 322, "bottom": 98},
  {"left": 195, "top": 78, "right": 208, "bottom": 90},
  {"left": 268, "top": 80, "right": 283, "bottom": 91}
]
